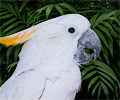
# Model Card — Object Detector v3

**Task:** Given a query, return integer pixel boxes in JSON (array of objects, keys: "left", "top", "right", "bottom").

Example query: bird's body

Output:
[{"left": 0, "top": 14, "right": 101, "bottom": 100}]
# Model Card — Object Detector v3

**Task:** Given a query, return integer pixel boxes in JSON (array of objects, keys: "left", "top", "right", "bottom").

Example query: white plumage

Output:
[{"left": 0, "top": 14, "right": 101, "bottom": 100}]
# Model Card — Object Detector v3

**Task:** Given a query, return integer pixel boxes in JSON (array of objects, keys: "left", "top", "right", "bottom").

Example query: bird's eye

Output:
[{"left": 65, "top": 25, "right": 78, "bottom": 37}]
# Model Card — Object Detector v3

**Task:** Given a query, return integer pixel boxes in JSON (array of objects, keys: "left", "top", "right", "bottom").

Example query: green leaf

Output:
[
  {"left": 19, "top": 1, "right": 29, "bottom": 12},
  {"left": 0, "top": 11, "right": 9, "bottom": 16},
  {"left": 15, "top": 3, "right": 21, "bottom": 20},
  {"left": 82, "top": 70, "right": 97, "bottom": 81},
  {"left": 102, "top": 22, "right": 116, "bottom": 37},
  {"left": 2, "top": 21, "right": 22, "bottom": 33},
  {"left": 101, "top": 82, "right": 109, "bottom": 99},
  {"left": 46, "top": 4, "right": 54, "bottom": 19},
  {"left": 6, "top": 46, "right": 14, "bottom": 65},
  {"left": 99, "top": 72, "right": 115, "bottom": 87},
  {"left": 97, "top": 86, "right": 101, "bottom": 99},
  {"left": 97, "top": 67, "right": 118, "bottom": 83},
  {"left": 100, "top": 76, "right": 114, "bottom": 91},
  {"left": 98, "top": 55, "right": 102, "bottom": 61},
  {"left": 103, "top": 54, "right": 109, "bottom": 64},
  {"left": 58, "top": 3, "right": 77, "bottom": 13},
  {"left": 98, "top": 25, "right": 112, "bottom": 40},
  {"left": 90, "top": 13, "right": 99, "bottom": 28},
  {"left": 55, "top": 5, "right": 64, "bottom": 15},
  {"left": 37, "top": 6, "right": 47, "bottom": 14},
  {"left": 0, "top": 18, "right": 17, "bottom": 29},
  {"left": 81, "top": 66, "right": 96, "bottom": 77},
  {"left": 94, "top": 60, "right": 116, "bottom": 78},
  {"left": 7, "top": 62, "right": 18, "bottom": 72},
  {"left": 88, "top": 76, "right": 99, "bottom": 91},
  {"left": 94, "top": 29, "right": 109, "bottom": 48},
  {"left": 92, "top": 81, "right": 100, "bottom": 97},
  {"left": 101, "top": 46, "right": 108, "bottom": 55},
  {"left": 27, "top": 11, "right": 37, "bottom": 23},
  {"left": 0, "top": 14, "right": 13, "bottom": 20},
  {"left": 108, "top": 17, "right": 120, "bottom": 26},
  {"left": 92, "top": 13, "right": 106, "bottom": 28},
  {"left": 6, "top": 25, "right": 25, "bottom": 36},
  {"left": 108, "top": 40, "right": 113, "bottom": 56},
  {"left": 14, "top": 45, "right": 22, "bottom": 61},
  {"left": 7, "top": 2, "right": 17, "bottom": 16},
  {"left": 0, "top": 3, "right": 11, "bottom": 13}
]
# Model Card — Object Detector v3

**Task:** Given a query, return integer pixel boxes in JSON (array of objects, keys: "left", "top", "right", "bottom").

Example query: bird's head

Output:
[{"left": 0, "top": 14, "right": 101, "bottom": 65}]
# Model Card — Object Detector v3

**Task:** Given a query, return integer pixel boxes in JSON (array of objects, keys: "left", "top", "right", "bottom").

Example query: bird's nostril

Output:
[{"left": 84, "top": 48, "right": 94, "bottom": 55}]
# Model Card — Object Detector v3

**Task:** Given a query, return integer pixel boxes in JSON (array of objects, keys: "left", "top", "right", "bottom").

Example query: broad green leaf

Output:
[
  {"left": 97, "top": 67, "right": 118, "bottom": 83},
  {"left": 88, "top": 76, "right": 99, "bottom": 91},
  {"left": 46, "top": 4, "right": 54, "bottom": 19},
  {"left": 15, "top": 3, "right": 21, "bottom": 20},
  {"left": 0, "top": 3, "right": 11, "bottom": 12},
  {"left": 97, "top": 86, "right": 101, "bottom": 99},
  {"left": 108, "top": 17, "right": 120, "bottom": 26},
  {"left": 103, "top": 54, "right": 109, "bottom": 64},
  {"left": 7, "top": 2, "right": 17, "bottom": 16},
  {"left": 19, "top": 1, "right": 29, "bottom": 12},
  {"left": 82, "top": 70, "right": 97, "bottom": 80},
  {"left": 98, "top": 55, "right": 102, "bottom": 61},
  {"left": 0, "top": 14, "right": 13, "bottom": 20},
  {"left": 6, "top": 25, "right": 25, "bottom": 36},
  {"left": 108, "top": 40, "right": 113, "bottom": 56},
  {"left": 100, "top": 77, "right": 114, "bottom": 91},
  {"left": 83, "top": 60, "right": 94, "bottom": 66},
  {"left": 81, "top": 66, "right": 96, "bottom": 77},
  {"left": 92, "top": 10, "right": 119, "bottom": 29},
  {"left": 94, "top": 60, "right": 116, "bottom": 78},
  {"left": 2, "top": 21, "right": 22, "bottom": 33},
  {"left": 0, "top": 8, "right": 6, "bottom": 12},
  {"left": 7, "top": 62, "right": 18, "bottom": 72},
  {"left": 101, "top": 46, "right": 108, "bottom": 55},
  {"left": 101, "top": 82, "right": 109, "bottom": 99},
  {"left": 115, "top": 85, "right": 119, "bottom": 98},
  {"left": 27, "top": 11, "right": 36, "bottom": 23},
  {"left": 55, "top": 5, "right": 64, "bottom": 15},
  {"left": 99, "top": 72, "right": 115, "bottom": 87},
  {"left": 14, "top": 45, "right": 22, "bottom": 61},
  {"left": 0, "top": 11, "right": 9, "bottom": 16},
  {"left": 90, "top": 13, "right": 98, "bottom": 28},
  {"left": 58, "top": 3, "right": 77, "bottom": 13},
  {"left": 94, "top": 29, "right": 109, "bottom": 48},
  {"left": 92, "top": 81, "right": 100, "bottom": 97},
  {"left": 6, "top": 46, "right": 14, "bottom": 65},
  {"left": 102, "top": 22, "right": 116, "bottom": 37},
  {"left": 0, "top": 18, "right": 17, "bottom": 29},
  {"left": 37, "top": 6, "right": 47, "bottom": 14},
  {"left": 112, "top": 24, "right": 120, "bottom": 33},
  {"left": 98, "top": 25, "right": 112, "bottom": 40},
  {"left": 92, "top": 13, "right": 106, "bottom": 28}
]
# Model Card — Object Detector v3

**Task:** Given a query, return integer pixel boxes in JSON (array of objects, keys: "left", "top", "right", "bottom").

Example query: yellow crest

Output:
[{"left": 0, "top": 25, "right": 39, "bottom": 46}]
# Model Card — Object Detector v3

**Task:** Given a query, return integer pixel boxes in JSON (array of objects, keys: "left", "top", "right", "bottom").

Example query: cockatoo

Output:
[{"left": 0, "top": 14, "right": 101, "bottom": 100}]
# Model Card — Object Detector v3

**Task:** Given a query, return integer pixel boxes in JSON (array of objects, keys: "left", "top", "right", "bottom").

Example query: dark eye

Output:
[
  {"left": 65, "top": 25, "right": 78, "bottom": 37},
  {"left": 68, "top": 27, "right": 75, "bottom": 33}
]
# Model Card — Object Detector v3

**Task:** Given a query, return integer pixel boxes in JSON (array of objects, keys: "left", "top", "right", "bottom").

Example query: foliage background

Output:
[{"left": 0, "top": 0, "right": 119, "bottom": 100}]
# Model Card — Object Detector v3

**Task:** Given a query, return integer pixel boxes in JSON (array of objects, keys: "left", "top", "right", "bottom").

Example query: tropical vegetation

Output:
[{"left": 0, "top": 0, "right": 119, "bottom": 99}]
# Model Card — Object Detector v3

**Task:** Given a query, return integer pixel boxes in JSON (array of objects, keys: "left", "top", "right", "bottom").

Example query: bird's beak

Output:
[{"left": 74, "top": 28, "right": 101, "bottom": 65}]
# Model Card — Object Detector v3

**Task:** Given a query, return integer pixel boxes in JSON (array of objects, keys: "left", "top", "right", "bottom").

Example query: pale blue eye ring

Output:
[{"left": 65, "top": 25, "right": 78, "bottom": 37}]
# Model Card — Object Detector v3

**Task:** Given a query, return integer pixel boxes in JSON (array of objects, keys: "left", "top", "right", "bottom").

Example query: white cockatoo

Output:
[{"left": 0, "top": 14, "right": 101, "bottom": 100}]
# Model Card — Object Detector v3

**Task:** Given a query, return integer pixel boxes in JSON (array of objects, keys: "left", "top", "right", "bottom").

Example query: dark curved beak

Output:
[{"left": 74, "top": 28, "right": 101, "bottom": 65}]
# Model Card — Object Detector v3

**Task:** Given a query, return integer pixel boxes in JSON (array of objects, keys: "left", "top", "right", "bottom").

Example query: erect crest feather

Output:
[{"left": 0, "top": 25, "right": 39, "bottom": 46}]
